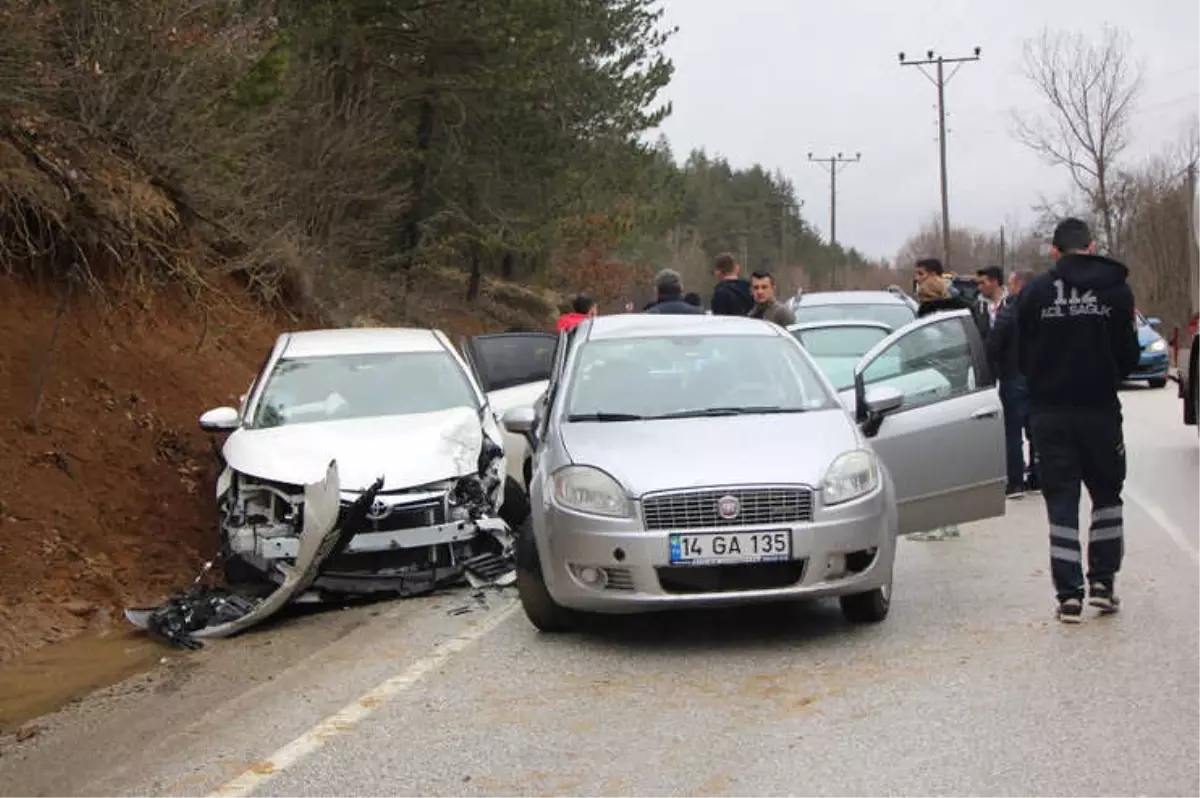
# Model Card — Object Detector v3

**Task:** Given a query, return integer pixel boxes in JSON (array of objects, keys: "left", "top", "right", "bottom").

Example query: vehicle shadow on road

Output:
[{"left": 569, "top": 599, "right": 859, "bottom": 654}]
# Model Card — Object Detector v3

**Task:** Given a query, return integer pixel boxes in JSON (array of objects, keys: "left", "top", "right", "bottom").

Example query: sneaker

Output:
[
  {"left": 1088, "top": 582, "right": 1120, "bottom": 614},
  {"left": 1006, "top": 484, "right": 1026, "bottom": 499},
  {"left": 1057, "top": 597, "right": 1084, "bottom": 624}
]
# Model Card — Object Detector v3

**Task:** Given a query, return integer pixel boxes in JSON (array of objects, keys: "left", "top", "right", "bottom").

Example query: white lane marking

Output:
[
  {"left": 208, "top": 599, "right": 520, "bottom": 798},
  {"left": 1124, "top": 486, "right": 1200, "bottom": 566}
]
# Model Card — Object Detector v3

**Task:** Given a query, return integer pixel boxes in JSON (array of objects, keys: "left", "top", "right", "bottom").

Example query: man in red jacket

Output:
[{"left": 556, "top": 293, "right": 596, "bottom": 333}]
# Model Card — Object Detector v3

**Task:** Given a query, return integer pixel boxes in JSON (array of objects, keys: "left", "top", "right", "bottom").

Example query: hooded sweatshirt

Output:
[
  {"left": 710, "top": 278, "right": 754, "bottom": 316},
  {"left": 1015, "top": 253, "right": 1140, "bottom": 411},
  {"left": 555, "top": 312, "right": 588, "bottom": 333}
]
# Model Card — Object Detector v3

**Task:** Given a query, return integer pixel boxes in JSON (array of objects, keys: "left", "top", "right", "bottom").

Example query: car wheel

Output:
[
  {"left": 839, "top": 580, "right": 891, "bottom": 624},
  {"left": 499, "top": 476, "right": 531, "bottom": 530},
  {"left": 1148, "top": 377, "right": 1167, "bottom": 389},
  {"left": 514, "top": 519, "right": 578, "bottom": 633}
]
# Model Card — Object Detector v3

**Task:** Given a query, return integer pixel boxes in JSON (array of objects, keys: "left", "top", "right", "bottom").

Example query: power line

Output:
[
  {"left": 899, "top": 47, "right": 982, "bottom": 272},
  {"left": 806, "top": 151, "right": 861, "bottom": 248}
]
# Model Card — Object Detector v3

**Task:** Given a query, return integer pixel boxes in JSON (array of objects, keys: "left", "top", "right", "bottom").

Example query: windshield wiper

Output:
[
  {"left": 652, "top": 406, "right": 809, "bottom": 419},
  {"left": 566, "top": 412, "right": 646, "bottom": 422}
]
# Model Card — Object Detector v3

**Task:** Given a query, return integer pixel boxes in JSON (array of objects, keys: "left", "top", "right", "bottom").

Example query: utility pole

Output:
[
  {"left": 1188, "top": 160, "right": 1198, "bottom": 325},
  {"left": 999, "top": 225, "right": 1006, "bottom": 269},
  {"left": 807, "top": 152, "right": 861, "bottom": 248},
  {"left": 899, "top": 47, "right": 982, "bottom": 273}
]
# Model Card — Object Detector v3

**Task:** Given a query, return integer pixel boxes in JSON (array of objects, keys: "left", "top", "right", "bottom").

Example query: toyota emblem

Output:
[
  {"left": 716, "top": 495, "right": 740, "bottom": 520},
  {"left": 366, "top": 499, "right": 391, "bottom": 521}
]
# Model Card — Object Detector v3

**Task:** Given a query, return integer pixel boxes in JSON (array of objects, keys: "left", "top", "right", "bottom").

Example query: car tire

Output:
[
  {"left": 499, "top": 476, "right": 531, "bottom": 530},
  {"left": 223, "top": 554, "right": 267, "bottom": 587},
  {"left": 514, "top": 519, "right": 578, "bottom": 633},
  {"left": 1148, "top": 377, "right": 1168, "bottom": 389},
  {"left": 839, "top": 580, "right": 891, "bottom": 624}
]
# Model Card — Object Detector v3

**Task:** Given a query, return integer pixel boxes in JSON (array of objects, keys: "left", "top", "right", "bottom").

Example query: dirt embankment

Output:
[{"left": 0, "top": 277, "right": 286, "bottom": 662}]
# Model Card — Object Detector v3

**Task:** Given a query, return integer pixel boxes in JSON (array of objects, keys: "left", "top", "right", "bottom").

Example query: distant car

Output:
[
  {"left": 790, "top": 290, "right": 918, "bottom": 332},
  {"left": 197, "top": 327, "right": 553, "bottom": 593},
  {"left": 1128, "top": 311, "right": 1170, "bottom": 388},
  {"left": 1178, "top": 313, "right": 1198, "bottom": 429},
  {"left": 500, "top": 312, "right": 1006, "bottom": 632}
]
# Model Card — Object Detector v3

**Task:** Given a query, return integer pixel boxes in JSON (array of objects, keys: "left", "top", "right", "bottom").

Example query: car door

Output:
[
  {"left": 460, "top": 332, "right": 558, "bottom": 488},
  {"left": 851, "top": 309, "right": 1006, "bottom": 535}
]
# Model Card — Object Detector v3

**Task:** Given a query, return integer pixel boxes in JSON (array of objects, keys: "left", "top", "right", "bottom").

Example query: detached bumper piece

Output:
[{"left": 125, "top": 460, "right": 380, "bottom": 649}]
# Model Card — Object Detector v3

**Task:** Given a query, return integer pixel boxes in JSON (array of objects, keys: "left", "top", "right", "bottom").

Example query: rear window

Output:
[{"left": 793, "top": 302, "right": 916, "bottom": 331}]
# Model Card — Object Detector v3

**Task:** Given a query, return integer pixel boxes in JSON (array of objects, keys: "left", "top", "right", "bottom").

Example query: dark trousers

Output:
[
  {"left": 1029, "top": 407, "right": 1126, "bottom": 601},
  {"left": 998, "top": 376, "right": 1030, "bottom": 489}
]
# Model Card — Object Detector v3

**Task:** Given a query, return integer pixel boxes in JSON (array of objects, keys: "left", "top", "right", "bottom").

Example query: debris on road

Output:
[{"left": 125, "top": 460, "right": 379, "bottom": 649}]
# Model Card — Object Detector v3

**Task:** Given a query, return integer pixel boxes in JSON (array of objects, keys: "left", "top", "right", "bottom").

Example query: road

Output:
[{"left": 1, "top": 385, "right": 1196, "bottom": 797}]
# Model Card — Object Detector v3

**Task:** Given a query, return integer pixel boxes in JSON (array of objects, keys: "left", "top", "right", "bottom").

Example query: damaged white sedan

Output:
[{"left": 197, "top": 327, "right": 555, "bottom": 598}]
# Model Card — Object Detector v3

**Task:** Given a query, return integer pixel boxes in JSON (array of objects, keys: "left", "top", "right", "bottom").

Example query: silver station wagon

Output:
[{"left": 499, "top": 311, "right": 1006, "bottom": 632}]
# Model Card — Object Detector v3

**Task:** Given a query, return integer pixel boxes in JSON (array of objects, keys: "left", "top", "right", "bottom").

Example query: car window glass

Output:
[
  {"left": 250, "top": 351, "right": 479, "bottom": 428},
  {"left": 470, "top": 335, "right": 555, "bottom": 392},
  {"left": 860, "top": 317, "right": 976, "bottom": 411},
  {"left": 792, "top": 303, "right": 916, "bottom": 331},
  {"left": 792, "top": 326, "right": 892, "bottom": 391},
  {"left": 566, "top": 335, "right": 837, "bottom": 418}
]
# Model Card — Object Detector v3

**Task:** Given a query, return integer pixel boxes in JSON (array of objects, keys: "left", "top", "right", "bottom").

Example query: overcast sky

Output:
[{"left": 653, "top": 0, "right": 1200, "bottom": 262}]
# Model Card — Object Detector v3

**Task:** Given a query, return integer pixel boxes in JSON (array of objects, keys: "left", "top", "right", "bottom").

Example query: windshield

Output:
[
  {"left": 793, "top": 302, "right": 915, "bottom": 331},
  {"left": 792, "top": 326, "right": 892, "bottom": 391},
  {"left": 564, "top": 334, "right": 837, "bottom": 420},
  {"left": 249, "top": 351, "right": 479, "bottom": 429}
]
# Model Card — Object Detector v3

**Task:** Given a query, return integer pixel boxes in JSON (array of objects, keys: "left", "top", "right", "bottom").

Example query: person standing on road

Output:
[
  {"left": 747, "top": 271, "right": 796, "bottom": 326},
  {"left": 556, "top": 293, "right": 596, "bottom": 333},
  {"left": 975, "top": 266, "right": 1008, "bottom": 333},
  {"left": 987, "top": 268, "right": 1037, "bottom": 499},
  {"left": 645, "top": 269, "right": 704, "bottom": 315},
  {"left": 1015, "top": 218, "right": 1141, "bottom": 624},
  {"left": 710, "top": 253, "right": 755, "bottom": 316}
]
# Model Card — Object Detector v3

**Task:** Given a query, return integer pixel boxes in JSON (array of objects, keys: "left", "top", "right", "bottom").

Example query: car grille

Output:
[
  {"left": 641, "top": 487, "right": 814, "bottom": 530},
  {"left": 656, "top": 560, "right": 808, "bottom": 594},
  {"left": 339, "top": 495, "right": 447, "bottom": 534}
]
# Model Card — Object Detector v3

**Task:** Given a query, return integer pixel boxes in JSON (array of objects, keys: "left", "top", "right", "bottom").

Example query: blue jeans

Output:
[{"left": 999, "top": 376, "right": 1030, "bottom": 489}]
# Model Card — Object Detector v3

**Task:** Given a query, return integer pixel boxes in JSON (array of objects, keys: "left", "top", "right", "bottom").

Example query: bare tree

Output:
[{"left": 1012, "top": 25, "right": 1142, "bottom": 254}]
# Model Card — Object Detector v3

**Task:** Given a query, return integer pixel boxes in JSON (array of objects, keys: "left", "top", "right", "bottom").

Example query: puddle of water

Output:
[{"left": 0, "top": 628, "right": 172, "bottom": 732}]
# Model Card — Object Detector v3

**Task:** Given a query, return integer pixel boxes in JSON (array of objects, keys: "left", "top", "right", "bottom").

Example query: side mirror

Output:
[
  {"left": 1147, "top": 317, "right": 1162, "bottom": 329},
  {"left": 501, "top": 406, "right": 537, "bottom": 435},
  {"left": 864, "top": 385, "right": 904, "bottom": 416},
  {"left": 501, "top": 406, "right": 538, "bottom": 451},
  {"left": 199, "top": 406, "right": 240, "bottom": 433},
  {"left": 859, "top": 385, "right": 904, "bottom": 438}
]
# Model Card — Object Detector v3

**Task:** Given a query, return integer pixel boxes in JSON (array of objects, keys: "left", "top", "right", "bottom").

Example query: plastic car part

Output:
[{"left": 125, "top": 461, "right": 384, "bottom": 648}]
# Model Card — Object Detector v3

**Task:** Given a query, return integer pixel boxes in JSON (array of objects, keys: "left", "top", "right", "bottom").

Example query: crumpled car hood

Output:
[{"left": 222, "top": 407, "right": 487, "bottom": 490}]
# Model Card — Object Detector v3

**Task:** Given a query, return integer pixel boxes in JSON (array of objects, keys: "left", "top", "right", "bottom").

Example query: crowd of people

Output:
[{"left": 553, "top": 217, "right": 1139, "bottom": 623}]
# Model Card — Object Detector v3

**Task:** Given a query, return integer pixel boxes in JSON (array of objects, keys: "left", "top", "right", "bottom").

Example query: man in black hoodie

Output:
[
  {"left": 1015, "top": 217, "right": 1140, "bottom": 624},
  {"left": 710, "top": 253, "right": 755, "bottom": 316}
]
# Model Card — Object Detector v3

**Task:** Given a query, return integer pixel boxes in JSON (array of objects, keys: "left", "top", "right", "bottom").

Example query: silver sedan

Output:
[{"left": 500, "top": 312, "right": 1006, "bottom": 632}]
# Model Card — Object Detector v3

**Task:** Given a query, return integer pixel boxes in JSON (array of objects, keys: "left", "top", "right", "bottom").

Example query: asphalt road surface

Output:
[{"left": 2, "top": 384, "right": 1196, "bottom": 797}]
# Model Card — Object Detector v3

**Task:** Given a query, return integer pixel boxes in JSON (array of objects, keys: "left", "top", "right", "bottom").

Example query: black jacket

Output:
[
  {"left": 710, "top": 278, "right": 754, "bottom": 316},
  {"left": 1015, "top": 253, "right": 1141, "bottom": 410},
  {"left": 645, "top": 292, "right": 704, "bottom": 315},
  {"left": 986, "top": 294, "right": 1020, "bottom": 380},
  {"left": 917, "top": 295, "right": 990, "bottom": 340}
]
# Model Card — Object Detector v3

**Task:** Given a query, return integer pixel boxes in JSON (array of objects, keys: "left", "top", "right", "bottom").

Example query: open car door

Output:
[
  {"left": 851, "top": 309, "right": 1006, "bottom": 535},
  {"left": 460, "top": 332, "right": 558, "bottom": 490}
]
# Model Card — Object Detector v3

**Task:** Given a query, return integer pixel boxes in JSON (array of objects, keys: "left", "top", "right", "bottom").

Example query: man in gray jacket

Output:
[{"left": 748, "top": 271, "right": 796, "bottom": 326}]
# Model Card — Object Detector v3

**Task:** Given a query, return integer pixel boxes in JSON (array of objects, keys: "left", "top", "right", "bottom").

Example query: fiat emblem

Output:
[{"left": 716, "top": 495, "right": 740, "bottom": 520}]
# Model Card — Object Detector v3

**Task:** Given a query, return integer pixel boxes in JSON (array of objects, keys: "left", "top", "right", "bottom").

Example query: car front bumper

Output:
[
  {"left": 534, "top": 486, "right": 896, "bottom": 614},
  {"left": 1129, "top": 351, "right": 1170, "bottom": 380}
]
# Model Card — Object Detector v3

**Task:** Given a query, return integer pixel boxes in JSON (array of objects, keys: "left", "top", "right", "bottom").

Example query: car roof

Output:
[
  {"left": 584, "top": 314, "right": 783, "bottom": 341},
  {"left": 279, "top": 327, "right": 447, "bottom": 358},
  {"left": 796, "top": 291, "right": 910, "bottom": 306}
]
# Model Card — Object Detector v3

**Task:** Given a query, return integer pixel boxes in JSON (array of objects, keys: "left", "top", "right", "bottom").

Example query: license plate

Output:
[{"left": 668, "top": 530, "right": 792, "bottom": 566}]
